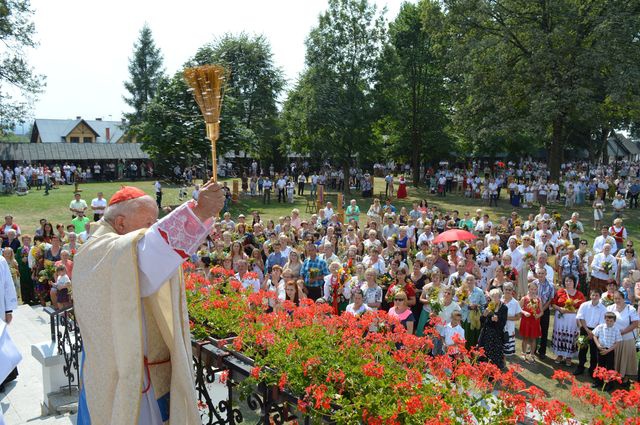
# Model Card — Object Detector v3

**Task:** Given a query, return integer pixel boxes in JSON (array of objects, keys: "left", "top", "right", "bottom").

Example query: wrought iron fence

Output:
[
  {"left": 45, "top": 306, "right": 83, "bottom": 394},
  {"left": 193, "top": 340, "right": 332, "bottom": 425},
  {"left": 46, "top": 307, "right": 325, "bottom": 423}
]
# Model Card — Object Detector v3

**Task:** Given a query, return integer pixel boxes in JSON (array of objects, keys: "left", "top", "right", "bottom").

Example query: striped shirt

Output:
[{"left": 593, "top": 323, "right": 622, "bottom": 349}]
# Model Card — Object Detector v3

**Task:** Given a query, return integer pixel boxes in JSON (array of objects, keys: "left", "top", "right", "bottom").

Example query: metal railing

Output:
[
  {"left": 45, "top": 306, "right": 83, "bottom": 394},
  {"left": 46, "top": 306, "right": 326, "bottom": 423}
]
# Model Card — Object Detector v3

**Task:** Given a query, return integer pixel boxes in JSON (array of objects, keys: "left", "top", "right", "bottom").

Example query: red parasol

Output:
[
  {"left": 496, "top": 161, "right": 506, "bottom": 168},
  {"left": 433, "top": 229, "right": 477, "bottom": 244}
]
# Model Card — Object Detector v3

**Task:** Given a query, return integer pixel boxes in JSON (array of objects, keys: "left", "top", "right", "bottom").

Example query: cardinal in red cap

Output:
[
  {"left": 73, "top": 180, "right": 224, "bottom": 425},
  {"left": 108, "top": 186, "right": 148, "bottom": 206}
]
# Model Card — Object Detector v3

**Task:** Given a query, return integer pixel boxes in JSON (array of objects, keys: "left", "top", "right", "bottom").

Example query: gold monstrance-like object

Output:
[{"left": 184, "top": 65, "right": 230, "bottom": 182}]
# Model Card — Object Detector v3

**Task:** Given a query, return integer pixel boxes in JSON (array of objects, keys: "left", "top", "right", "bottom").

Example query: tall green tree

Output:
[
  {"left": 282, "top": 0, "right": 386, "bottom": 191},
  {"left": 135, "top": 33, "right": 284, "bottom": 175},
  {"left": 123, "top": 24, "right": 164, "bottom": 132},
  {"left": 0, "top": 0, "right": 44, "bottom": 131},
  {"left": 445, "top": 0, "right": 640, "bottom": 179},
  {"left": 191, "top": 33, "right": 285, "bottom": 167},
  {"left": 374, "top": 0, "right": 450, "bottom": 186}
]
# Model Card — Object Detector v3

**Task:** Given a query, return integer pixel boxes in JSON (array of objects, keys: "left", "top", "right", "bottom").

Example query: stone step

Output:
[
  {"left": 47, "top": 387, "right": 79, "bottom": 415},
  {"left": 2, "top": 304, "right": 58, "bottom": 423},
  {"left": 16, "top": 413, "right": 77, "bottom": 425}
]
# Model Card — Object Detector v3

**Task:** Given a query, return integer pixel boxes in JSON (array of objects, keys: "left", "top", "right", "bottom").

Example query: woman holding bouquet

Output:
[
  {"left": 457, "top": 275, "right": 486, "bottom": 349},
  {"left": 501, "top": 283, "right": 522, "bottom": 357},
  {"left": 385, "top": 268, "right": 417, "bottom": 310},
  {"left": 323, "top": 261, "right": 352, "bottom": 314},
  {"left": 607, "top": 291, "right": 639, "bottom": 384},
  {"left": 478, "top": 288, "right": 508, "bottom": 369},
  {"left": 416, "top": 269, "right": 445, "bottom": 337},
  {"left": 551, "top": 276, "right": 585, "bottom": 366}
]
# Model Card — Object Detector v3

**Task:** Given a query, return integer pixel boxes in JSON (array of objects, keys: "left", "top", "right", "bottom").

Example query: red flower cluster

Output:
[{"left": 185, "top": 267, "right": 640, "bottom": 424}]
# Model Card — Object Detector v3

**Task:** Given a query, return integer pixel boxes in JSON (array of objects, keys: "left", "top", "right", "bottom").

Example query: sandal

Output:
[
  {"left": 554, "top": 356, "right": 563, "bottom": 364},
  {"left": 526, "top": 355, "right": 535, "bottom": 364},
  {"left": 565, "top": 359, "right": 572, "bottom": 367}
]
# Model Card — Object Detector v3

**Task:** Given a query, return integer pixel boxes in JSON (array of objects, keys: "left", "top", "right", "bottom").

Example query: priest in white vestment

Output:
[{"left": 74, "top": 183, "right": 224, "bottom": 425}]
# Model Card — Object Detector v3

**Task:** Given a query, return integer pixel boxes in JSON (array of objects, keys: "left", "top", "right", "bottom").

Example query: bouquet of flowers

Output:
[
  {"left": 569, "top": 222, "right": 578, "bottom": 233},
  {"left": 576, "top": 334, "right": 589, "bottom": 350},
  {"left": 309, "top": 267, "right": 321, "bottom": 281},
  {"left": 344, "top": 258, "right": 356, "bottom": 277},
  {"left": 455, "top": 286, "right": 469, "bottom": 304},
  {"left": 564, "top": 297, "right": 577, "bottom": 313},
  {"left": 385, "top": 284, "right": 404, "bottom": 303},
  {"left": 38, "top": 259, "right": 56, "bottom": 283},
  {"left": 602, "top": 261, "right": 612, "bottom": 274},
  {"left": 486, "top": 301, "right": 497, "bottom": 313},
  {"left": 503, "top": 266, "right": 518, "bottom": 281},
  {"left": 427, "top": 286, "right": 442, "bottom": 315},
  {"left": 601, "top": 292, "right": 615, "bottom": 307},
  {"left": 376, "top": 274, "right": 392, "bottom": 289},
  {"left": 523, "top": 252, "right": 535, "bottom": 264},
  {"left": 451, "top": 276, "right": 462, "bottom": 288},
  {"left": 490, "top": 244, "right": 500, "bottom": 257},
  {"left": 528, "top": 298, "right": 539, "bottom": 314}
]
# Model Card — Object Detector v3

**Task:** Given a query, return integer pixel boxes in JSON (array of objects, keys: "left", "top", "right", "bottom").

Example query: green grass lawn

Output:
[{"left": 2, "top": 176, "right": 636, "bottom": 421}]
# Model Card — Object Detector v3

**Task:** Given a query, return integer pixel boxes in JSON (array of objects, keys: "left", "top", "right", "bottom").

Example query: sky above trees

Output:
[{"left": 26, "top": 0, "right": 401, "bottom": 121}]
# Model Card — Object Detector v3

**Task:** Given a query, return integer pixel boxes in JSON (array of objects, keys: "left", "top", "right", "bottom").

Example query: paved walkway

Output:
[{"left": 1, "top": 305, "right": 76, "bottom": 425}]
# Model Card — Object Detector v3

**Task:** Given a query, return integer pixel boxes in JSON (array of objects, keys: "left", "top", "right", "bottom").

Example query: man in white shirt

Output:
[
  {"left": 448, "top": 261, "right": 471, "bottom": 286},
  {"left": 527, "top": 252, "right": 554, "bottom": 283},
  {"left": 417, "top": 225, "right": 434, "bottom": 246},
  {"left": 90, "top": 192, "right": 107, "bottom": 222},
  {"left": 69, "top": 192, "right": 88, "bottom": 219},
  {"left": 323, "top": 202, "right": 335, "bottom": 220},
  {"left": 592, "top": 226, "right": 617, "bottom": 255},
  {"left": 534, "top": 206, "right": 549, "bottom": 223},
  {"left": 276, "top": 176, "right": 287, "bottom": 203},
  {"left": 503, "top": 237, "right": 523, "bottom": 270},
  {"left": 589, "top": 243, "right": 617, "bottom": 292},
  {"left": 574, "top": 289, "right": 607, "bottom": 376},
  {"left": 235, "top": 260, "right": 260, "bottom": 292}
]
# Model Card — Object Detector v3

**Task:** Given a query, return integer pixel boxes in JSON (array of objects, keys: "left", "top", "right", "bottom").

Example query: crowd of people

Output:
[
  {"left": 1, "top": 159, "right": 640, "bottom": 395},
  {"left": 0, "top": 161, "right": 155, "bottom": 196},
  {"left": 184, "top": 195, "right": 638, "bottom": 390}
]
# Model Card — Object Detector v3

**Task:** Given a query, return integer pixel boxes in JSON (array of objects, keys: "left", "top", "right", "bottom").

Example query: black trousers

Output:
[
  {"left": 278, "top": 188, "right": 285, "bottom": 202},
  {"left": 630, "top": 193, "right": 639, "bottom": 208},
  {"left": 594, "top": 349, "right": 615, "bottom": 386},
  {"left": 538, "top": 309, "right": 551, "bottom": 356},
  {"left": 578, "top": 327, "right": 597, "bottom": 372},
  {"left": 305, "top": 285, "right": 322, "bottom": 301},
  {"left": 298, "top": 182, "right": 304, "bottom": 196}
]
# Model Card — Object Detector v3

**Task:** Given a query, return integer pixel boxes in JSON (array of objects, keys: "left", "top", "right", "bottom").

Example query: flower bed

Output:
[{"left": 185, "top": 266, "right": 640, "bottom": 424}]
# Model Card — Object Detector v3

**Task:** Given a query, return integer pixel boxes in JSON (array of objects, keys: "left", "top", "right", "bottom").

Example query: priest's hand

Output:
[
  {"left": 5, "top": 313, "right": 12, "bottom": 324},
  {"left": 193, "top": 179, "right": 225, "bottom": 222}
]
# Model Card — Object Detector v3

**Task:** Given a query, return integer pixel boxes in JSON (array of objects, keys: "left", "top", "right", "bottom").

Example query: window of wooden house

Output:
[
  {"left": 70, "top": 137, "right": 80, "bottom": 143},
  {"left": 83, "top": 137, "right": 92, "bottom": 143}
]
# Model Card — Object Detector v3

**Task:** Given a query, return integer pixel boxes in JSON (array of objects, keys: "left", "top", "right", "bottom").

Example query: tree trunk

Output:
[
  {"left": 600, "top": 127, "right": 610, "bottom": 164},
  {"left": 343, "top": 161, "right": 350, "bottom": 195},
  {"left": 548, "top": 116, "right": 564, "bottom": 181},
  {"left": 411, "top": 131, "right": 420, "bottom": 187}
]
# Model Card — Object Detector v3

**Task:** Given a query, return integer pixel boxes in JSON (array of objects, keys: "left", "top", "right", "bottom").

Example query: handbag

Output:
[{"left": 0, "top": 321, "right": 22, "bottom": 383}]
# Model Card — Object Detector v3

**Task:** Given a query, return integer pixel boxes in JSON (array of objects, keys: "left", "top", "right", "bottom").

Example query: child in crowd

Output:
[
  {"left": 592, "top": 312, "right": 622, "bottom": 390},
  {"left": 50, "top": 264, "right": 72, "bottom": 310},
  {"left": 443, "top": 310, "right": 465, "bottom": 355}
]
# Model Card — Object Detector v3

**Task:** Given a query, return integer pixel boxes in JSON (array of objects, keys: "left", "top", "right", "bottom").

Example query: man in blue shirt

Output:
[
  {"left": 629, "top": 178, "right": 639, "bottom": 209},
  {"left": 265, "top": 241, "right": 287, "bottom": 273},
  {"left": 300, "top": 243, "right": 329, "bottom": 301}
]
